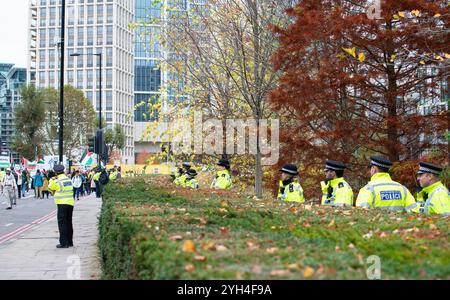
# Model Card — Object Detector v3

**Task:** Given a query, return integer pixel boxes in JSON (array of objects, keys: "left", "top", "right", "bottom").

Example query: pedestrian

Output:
[
  {"left": 80, "top": 171, "right": 86, "bottom": 196},
  {"left": 33, "top": 170, "right": 44, "bottom": 199},
  {"left": 0, "top": 168, "right": 4, "bottom": 188},
  {"left": 412, "top": 162, "right": 450, "bottom": 216},
  {"left": 277, "top": 164, "right": 305, "bottom": 203},
  {"left": 355, "top": 156, "right": 417, "bottom": 212},
  {"left": 85, "top": 170, "right": 92, "bottom": 195},
  {"left": 320, "top": 160, "right": 353, "bottom": 207},
  {"left": 42, "top": 171, "right": 50, "bottom": 199},
  {"left": 210, "top": 159, "right": 232, "bottom": 189},
  {"left": 0, "top": 168, "right": 5, "bottom": 184},
  {"left": 21, "top": 170, "right": 27, "bottom": 197},
  {"left": 72, "top": 170, "right": 82, "bottom": 201},
  {"left": 2, "top": 168, "right": 17, "bottom": 210},
  {"left": 48, "top": 164, "right": 74, "bottom": 248},
  {"left": 16, "top": 169, "right": 23, "bottom": 200},
  {"left": 24, "top": 169, "right": 30, "bottom": 194}
]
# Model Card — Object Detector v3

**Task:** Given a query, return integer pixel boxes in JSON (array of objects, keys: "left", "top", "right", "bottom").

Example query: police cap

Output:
[
  {"left": 325, "top": 160, "right": 348, "bottom": 171},
  {"left": 53, "top": 164, "right": 65, "bottom": 173},
  {"left": 417, "top": 162, "right": 443, "bottom": 175},
  {"left": 370, "top": 156, "right": 392, "bottom": 169},
  {"left": 280, "top": 164, "right": 299, "bottom": 175},
  {"left": 186, "top": 169, "right": 197, "bottom": 177},
  {"left": 217, "top": 159, "right": 230, "bottom": 168}
]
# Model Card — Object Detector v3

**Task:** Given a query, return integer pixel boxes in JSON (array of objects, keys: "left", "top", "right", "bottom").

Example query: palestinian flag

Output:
[
  {"left": 23, "top": 157, "right": 36, "bottom": 171},
  {"left": 81, "top": 149, "right": 94, "bottom": 167}
]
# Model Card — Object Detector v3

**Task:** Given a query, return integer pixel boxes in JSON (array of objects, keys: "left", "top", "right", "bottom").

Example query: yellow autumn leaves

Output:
[
  {"left": 341, "top": 47, "right": 450, "bottom": 66},
  {"left": 393, "top": 9, "right": 441, "bottom": 20},
  {"left": 342, "top": 47, "right": 366, "bottom": 62}
]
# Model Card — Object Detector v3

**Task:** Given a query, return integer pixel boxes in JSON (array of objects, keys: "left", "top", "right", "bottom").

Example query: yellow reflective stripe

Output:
[{"left": 55, "top": 195, "right": 73, "bottom": 199}]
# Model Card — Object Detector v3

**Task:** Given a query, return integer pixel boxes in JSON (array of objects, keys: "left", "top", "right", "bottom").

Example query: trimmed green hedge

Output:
[{"left": 99, "top": 177, "right": 450, "bottom": 280}]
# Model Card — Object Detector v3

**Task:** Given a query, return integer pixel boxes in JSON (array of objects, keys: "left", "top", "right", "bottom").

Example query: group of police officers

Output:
[
  {"left": 7, "top": 155, "right": 446, "bottom": 249},
  {"left": 173, "top": 156, "right": 449, "bottom": 216}
]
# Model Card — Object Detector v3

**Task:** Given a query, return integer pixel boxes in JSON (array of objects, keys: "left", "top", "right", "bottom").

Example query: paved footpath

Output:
[{"left": 0, "top": 194, "right": 102, "bottom": 280}]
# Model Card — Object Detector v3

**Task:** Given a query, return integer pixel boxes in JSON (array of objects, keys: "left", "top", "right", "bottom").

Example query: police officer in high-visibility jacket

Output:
[
  {"left": 412, "top": 162, "right": 449, "bottom": 216},
  {"left": 109, "top": 167, "right": 119, "bottom": 182},
  {"left": 174, "top": 162, "right": 191, "bottom": 186},
  {"left": 184, "top": 169, "right": 199, "bottom": 189},
  {"left": 48, "top": 164, "right": 74, "bottom": 248},
  {"left": 277, "top": 164, "right": 305, "bottom": 203},
  {"left": 211, "top": 159, "right": 232, "bottom": 189},
  {"left": 320, "top": 160, "right": 353, "bottom": 207},
  {"left": 92, "top": 167, "right": 102, "bottom": 198},
  {"left": 356, "top": 156, "right": 417, "bottom": 212}
]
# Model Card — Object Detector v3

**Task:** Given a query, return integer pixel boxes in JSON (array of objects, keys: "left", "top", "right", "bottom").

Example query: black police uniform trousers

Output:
[{"left": 57, "top": 204, "right": 74, "bottom": 246}]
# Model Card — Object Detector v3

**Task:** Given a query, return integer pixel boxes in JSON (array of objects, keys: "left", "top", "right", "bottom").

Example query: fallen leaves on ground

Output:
[{"left": 182, "top": 240, "right": 196, "bottom": 253}]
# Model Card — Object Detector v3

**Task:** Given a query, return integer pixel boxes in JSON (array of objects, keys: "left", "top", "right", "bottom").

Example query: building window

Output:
[
  {"left": 97, "top": 5, "right": 104, "bottom": 24},
  {"left": 77, "top": 27, "right": 84, "bottom": 46},
  {"left": 87, "top": 26, "right": 94, "bottom": 46},
  {"left": 107, "top": 4, "right": 113, "bottom": 23},
  {"left": 87, "top": 5, "right": 94, "bottom": 25},
  {"left": 134, "top": 94, "right": 159, "bottom": 122},
  {"left": 106, "top": 26, "right": 113, "bottom": 45},
  {"left": 134, "top": 60, "right": 161, "bottom": 92},
  {"left": 97, "top": 26, "right": 103, "bottom": 45},
  {"left": 78, "top": 5, "right": 84, "bottom": 25}
]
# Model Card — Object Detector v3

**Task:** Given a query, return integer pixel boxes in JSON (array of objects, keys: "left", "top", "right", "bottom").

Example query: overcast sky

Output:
[{"left": 0, "top": 1, "right": 29, "bottom": 68}]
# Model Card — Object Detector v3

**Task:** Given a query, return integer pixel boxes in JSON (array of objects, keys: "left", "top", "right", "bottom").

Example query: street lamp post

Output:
[
  {"left": 59, "top": 0, "right": 66, "bottom": 164},
  {"left": 70, "top": 52, "right": 103, "bottom": 164}
]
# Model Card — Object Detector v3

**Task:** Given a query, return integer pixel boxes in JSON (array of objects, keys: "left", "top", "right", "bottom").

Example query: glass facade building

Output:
[{"left": 0, "top": 64, "right": 27, "bottom": 162}]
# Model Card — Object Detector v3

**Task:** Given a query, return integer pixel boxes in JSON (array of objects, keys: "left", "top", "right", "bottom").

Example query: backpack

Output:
[{"left": 99, "top": 170, "right": 109, "bottom": 185}]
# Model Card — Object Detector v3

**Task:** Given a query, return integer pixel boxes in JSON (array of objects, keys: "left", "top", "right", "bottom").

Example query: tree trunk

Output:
[
  {"left": 385, "top": 25, "right": 400, "bottom": 162},
  {"left": 255, "top": 116, "right": 263, "bottom": 199}
]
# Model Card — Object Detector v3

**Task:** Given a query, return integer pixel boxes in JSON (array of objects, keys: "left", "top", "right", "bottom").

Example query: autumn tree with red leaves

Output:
[{"left": 270, "top": 0, "right": 449, "bottom": 196}]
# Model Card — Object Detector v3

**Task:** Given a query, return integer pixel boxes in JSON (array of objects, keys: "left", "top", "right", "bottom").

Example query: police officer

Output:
[
  {"left": 48, "top": 164, "right": 74, "bottom": 248},
  {"left": 184, "top": 169, "right": 199, "bottom": 189},
  {"left": 92, "top": 167, "right": 102, "bottom": 198},
  {"left": 109, "top": 167, "right": 119, "bottom": 182},
  {"left": 320, "top": 160, "right": 353, "bottom": 207},
  {"left": 174, "top": 162, "right": 191, "bottom": 186},
  {"left": 211, "top": 159, "right": 232, "bottom": 189},
  {"left": 356, "top": 156, "right": 416, "bottom": 212},
  {"left": 412, "top": 162, "right": 449, "bottom": 216},
  {"left": 277, "top": 164, "right": 305, "bottom": 203},
  {"left": 2, "top": 168, "right": 17, "bottom": 210}
]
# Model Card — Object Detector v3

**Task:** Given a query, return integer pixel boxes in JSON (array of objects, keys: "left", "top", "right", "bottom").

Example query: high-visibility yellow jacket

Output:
[
  {"left": 109, "top": 171, "right": 118, "bottom": 181},
  {"left": 211, "top": 170, "right": 232, "bottom": 189},
  {"left": 48, "top": 174, "right": 74, "bottom": 206},
  {"left": 174, "top": 174, "right": 187, "bottom": 186},
  {"left": 185, "top": 178, "right": 199, "bottom": 189},
  {"left": 356, "top": 173, "right": 417, "bottom": 212},
  {"left": 93, "top": 172, "right": 101, "bottom": 181},
  {"left": 277, "top": 179, "right": 305, "bottom": 203},
  {"left": 321, "top": 177, "right": 353, "bottom": 207},
  {"left": 412, "top": 181, "right": 450, "bottom": 216}
]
